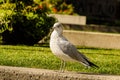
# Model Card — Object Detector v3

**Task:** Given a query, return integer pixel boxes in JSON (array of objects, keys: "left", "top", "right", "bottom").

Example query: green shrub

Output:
[
  {"left": 1, "top": 1, "right": 56, "bottom": 45},
  {"left": 34, "top": 0, "right": 74, "bottom": 15},
  {"left": 0, "top": 3, "right": 15, "bottom": 31}
]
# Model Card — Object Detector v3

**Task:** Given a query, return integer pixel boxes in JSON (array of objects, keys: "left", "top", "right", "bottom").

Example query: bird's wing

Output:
[{"left": 57, "top": 36, "right": 90, "bottom": 66}]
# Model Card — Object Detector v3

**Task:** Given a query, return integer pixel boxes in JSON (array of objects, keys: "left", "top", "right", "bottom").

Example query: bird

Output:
[{"left": 50, "top": 22, "right": 98, "bottom": 72}]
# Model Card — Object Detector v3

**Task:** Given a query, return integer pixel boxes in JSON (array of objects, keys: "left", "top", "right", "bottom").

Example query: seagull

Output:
[{"left": 50, "top": 22, "right": 98, "bottom": 72}]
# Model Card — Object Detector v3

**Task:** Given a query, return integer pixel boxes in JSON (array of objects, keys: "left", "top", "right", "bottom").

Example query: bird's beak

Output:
[{"left": 52, "top": 26, "right": 55, "bottom": 29}]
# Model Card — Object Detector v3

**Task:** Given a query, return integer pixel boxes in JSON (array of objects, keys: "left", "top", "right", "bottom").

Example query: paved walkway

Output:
[{"left": 0, "top": 66, "right": 120, "bottom": 80}]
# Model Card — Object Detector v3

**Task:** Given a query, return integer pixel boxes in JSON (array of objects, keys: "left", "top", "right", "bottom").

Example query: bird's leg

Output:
[
  {"left": 59, "top": 60, "right": 64, "bottom": 72},
  {"left": 59, "top": 60, "right": 66, "bottom": 73},
  {"left": 62, "top": 60, "right": 66, "bottom": 72}
]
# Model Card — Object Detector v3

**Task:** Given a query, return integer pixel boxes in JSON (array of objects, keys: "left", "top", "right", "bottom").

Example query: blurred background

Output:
[{"left": 0, "top": 0, "right": 120, "bottom": 46}]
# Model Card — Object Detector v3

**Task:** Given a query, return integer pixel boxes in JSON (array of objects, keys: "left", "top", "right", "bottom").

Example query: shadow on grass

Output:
[
  {"left": 0, "top": 44, "right": 50, "bottom": 51},
  {"left": 77, "top": 47, "right": 117, "bottom": 50},
  {"left": 85, "top": 52, "right": 120, "bottom": 57}
]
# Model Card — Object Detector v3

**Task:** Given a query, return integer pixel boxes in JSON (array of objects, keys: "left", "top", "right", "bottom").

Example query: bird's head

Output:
[{"left": 53, "top": 22, "right": 63, "bottom": 34}]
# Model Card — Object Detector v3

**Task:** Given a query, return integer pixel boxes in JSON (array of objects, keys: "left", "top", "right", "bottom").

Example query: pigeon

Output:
[{"left": 50, "top": 22, "right": 98, "bottom": 72}]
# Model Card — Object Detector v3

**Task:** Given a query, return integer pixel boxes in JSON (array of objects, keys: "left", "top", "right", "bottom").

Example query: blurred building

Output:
[{"left": 66, "top": 0, "right": 120, "bottom": 24}]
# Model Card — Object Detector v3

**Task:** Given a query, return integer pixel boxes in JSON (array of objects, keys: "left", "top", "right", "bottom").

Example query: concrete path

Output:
[{"left": 0, "top": 66, "right": 120, "bottom": 80}]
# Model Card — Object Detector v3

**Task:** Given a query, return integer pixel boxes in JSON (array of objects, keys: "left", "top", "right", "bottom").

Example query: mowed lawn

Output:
[{"left": 0, "top": 45, "right": 120, "bottom": 75}]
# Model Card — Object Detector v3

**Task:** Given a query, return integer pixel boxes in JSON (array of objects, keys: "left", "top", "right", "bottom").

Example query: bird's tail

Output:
[
  {"left": 77, "top": 52, "right": 99, "bottom": 68},
  {"left": 80, "top": 54, "right": 99, "bottom": 68},
  {"left": 80, "top": 58, "right": 99, "bottom": 68},
  {"left": 87, "top": 60, "right": 99, "bottom": 68}
]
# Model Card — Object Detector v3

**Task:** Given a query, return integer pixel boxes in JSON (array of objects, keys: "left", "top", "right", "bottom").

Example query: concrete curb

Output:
[
  {"left": 49, "top": 14, "right": 86, "bottom": 25},
  {"left": 63, "top": 30, "right": 120, "bottom": 49},
  {"left": 0, "top": 66, "right": 120, "bottom": 80}
]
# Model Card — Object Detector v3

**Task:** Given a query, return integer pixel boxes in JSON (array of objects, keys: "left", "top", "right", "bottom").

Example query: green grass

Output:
[{"left": 0, "top": 45, "right": 120, "bottom": 75}]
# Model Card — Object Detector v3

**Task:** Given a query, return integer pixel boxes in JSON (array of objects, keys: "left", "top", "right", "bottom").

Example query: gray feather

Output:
[{"left": 57, "top": 35, "right": 91, "bottom": 66}]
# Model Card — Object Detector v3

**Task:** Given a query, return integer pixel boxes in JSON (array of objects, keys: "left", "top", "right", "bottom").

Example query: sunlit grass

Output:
[{"left": 0, "top": 45, "right": 120, "bottom": 75}]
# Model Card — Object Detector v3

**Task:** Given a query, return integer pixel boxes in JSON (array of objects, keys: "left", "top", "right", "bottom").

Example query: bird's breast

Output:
[{"left": 50, "top": 39, "right": 76, "bottom": 62}]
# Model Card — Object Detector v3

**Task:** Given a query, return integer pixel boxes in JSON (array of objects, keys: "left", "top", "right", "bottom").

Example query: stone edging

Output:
[
  {"left": 0, "top": 66, "right": 120, "bottom": 80},
  {"left": 63, "top": 30, "right": 120, "bottom": 49}
]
